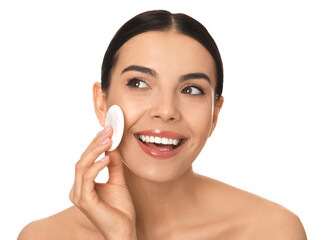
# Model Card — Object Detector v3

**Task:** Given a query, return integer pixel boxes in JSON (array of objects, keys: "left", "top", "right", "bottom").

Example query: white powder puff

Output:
[{"left": 105, "top": 105, "right": 125, "bottom": 151}]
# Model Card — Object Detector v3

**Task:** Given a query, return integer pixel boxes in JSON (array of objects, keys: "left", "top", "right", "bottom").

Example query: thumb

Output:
[{"left": 105, "top": 149, "right": 126, "bottom": 185}]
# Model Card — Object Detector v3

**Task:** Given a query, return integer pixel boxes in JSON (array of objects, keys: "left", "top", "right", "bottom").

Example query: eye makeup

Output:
[
  {"left": 181, "top": 84, "right": 205, "bottom": 95},
  {"left": 126, "top": 77, "right": 150, "bottom": 89},
  {"left": 125, "top": 76, "right": 207, "bottom": 96}
]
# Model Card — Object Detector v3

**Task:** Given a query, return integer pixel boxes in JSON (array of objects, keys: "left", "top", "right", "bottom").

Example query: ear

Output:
[
  {"left": 208, "top": 96, "right": 224, "bottom": 138},
  {"left": 93, "top": 82, "right": 108, "bottom": 127}
]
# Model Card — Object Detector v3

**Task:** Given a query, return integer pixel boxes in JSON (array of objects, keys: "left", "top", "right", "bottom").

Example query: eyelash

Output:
[
  {"left": 126, "top": 77, "right": 205, "bottom": 95},
  {"left": 181, "top": 84, "right": 205, "bottom": 95},
  {"left": 126, "top": 77, "right": 149, "bottom": 89}
]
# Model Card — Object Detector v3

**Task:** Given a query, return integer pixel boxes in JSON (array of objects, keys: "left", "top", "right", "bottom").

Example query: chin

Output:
[
  {"left": 118, "top": 134, "right": 201, "bottom": 183},
  {"left": 120, "top": 150, "right": 191, "bottom": 184},
  {"left": 129, "top": 164, "right": 185, "bottom": 183}
]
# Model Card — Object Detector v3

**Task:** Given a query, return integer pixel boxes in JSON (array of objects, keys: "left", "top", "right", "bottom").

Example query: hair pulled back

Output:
[{"left": 101, "top": 10, "right": 223, "bottom": 101}]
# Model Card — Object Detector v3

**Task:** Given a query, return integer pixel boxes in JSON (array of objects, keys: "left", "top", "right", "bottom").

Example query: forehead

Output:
[{"left": 114, "top": 31, "right": 216, "bottom": 85}]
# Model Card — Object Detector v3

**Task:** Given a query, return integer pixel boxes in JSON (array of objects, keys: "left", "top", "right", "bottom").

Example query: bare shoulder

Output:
[
  {"left": 248, "top": 200, "right": 307, "bottom": 239},
  {"left": 196, "top": 174, "right": 307, "bottom": 239},
  {"left": 18, "top": 206, "right": 103, "bottom": 240}
]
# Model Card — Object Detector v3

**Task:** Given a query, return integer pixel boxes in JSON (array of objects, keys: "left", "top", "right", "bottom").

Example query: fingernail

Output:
[
  {"left": 97, "top": 126, "right": 110, "bottom": 136},
  {"left": 100, "top": 156, "right": 110, "bottom": 162},
  {"left": 100, "top": 138, "right": 111, "bottom": 145}
]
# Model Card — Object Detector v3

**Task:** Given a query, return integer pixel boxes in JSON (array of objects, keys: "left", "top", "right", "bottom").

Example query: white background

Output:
[{"left": 1, "top": 0, "right": 324, "bottom": 239}]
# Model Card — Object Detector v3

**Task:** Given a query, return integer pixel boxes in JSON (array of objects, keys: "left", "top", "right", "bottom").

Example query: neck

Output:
[{"left": 123, "top": 164, "right": 200, "bottom": 235}]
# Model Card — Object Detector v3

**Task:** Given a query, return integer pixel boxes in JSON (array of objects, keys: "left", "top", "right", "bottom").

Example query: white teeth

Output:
[
  {"left": 162, "top": 138, "right": 168, "bottom": 145},
  {"left": 173, "top": 139, "right": 179, "bottom": 145},
  {"left": 154, "top": 137, "right": 162, "bottom": 144},
  {"left": 138, "top": 135, "right": 181, "bottom": 146}
]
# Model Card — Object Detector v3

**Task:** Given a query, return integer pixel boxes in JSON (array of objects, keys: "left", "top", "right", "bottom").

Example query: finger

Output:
[
  {"left": 80, "top": 126, "right": 113, "bottom": 160},
  {"left": 74, "top": 148, "right": 110, "bottom": 203},
  {"left": 81, "top": 156, "right": 110, "bottom": 206},
  {"left": 74, "top": 127, "right": 113, "bottom": 202},
  {"left": 106, "top": 149, "right": 126, "bottom": 185}
]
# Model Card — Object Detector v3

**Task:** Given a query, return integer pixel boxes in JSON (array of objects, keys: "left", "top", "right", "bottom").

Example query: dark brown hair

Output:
[{"left": 101, "top": 10, "right": 223, "bottom": 102}]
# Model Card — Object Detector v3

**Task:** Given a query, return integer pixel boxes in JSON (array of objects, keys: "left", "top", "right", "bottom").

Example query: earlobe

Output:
[
  {"left": 93, "top": 82, "right": 108, "bottom": 127},
  {"left": 208, "top": 96, "right": 224, "bottom": 138}
]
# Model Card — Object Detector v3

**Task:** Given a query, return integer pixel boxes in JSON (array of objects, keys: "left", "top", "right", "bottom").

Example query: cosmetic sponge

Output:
[{"left": 105, "top": 105, "right": 125, "bottom": 151}]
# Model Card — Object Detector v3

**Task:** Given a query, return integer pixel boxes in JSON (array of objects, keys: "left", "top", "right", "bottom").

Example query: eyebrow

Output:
[
  {"left": 179, "top": 73, "right": 211, "bottom": 84},
  {"left": 121, "top": 65, "right": 158, "bottom": 78},
  {"left": 121, "top": 65, "right": 211, "bottom": 85}
]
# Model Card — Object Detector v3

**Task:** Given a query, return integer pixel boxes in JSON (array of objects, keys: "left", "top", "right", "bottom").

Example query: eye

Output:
[
  {"left": 181, "top": 85, "right": 205, "bottom": 95},
  {"left": 126, "top": 77, "right": 149, "bottom": 89}
]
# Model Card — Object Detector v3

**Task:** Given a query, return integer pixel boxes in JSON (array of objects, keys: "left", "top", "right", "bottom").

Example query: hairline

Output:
[{"left": 105, "top": 29, "right": 219, "bottom": 99}]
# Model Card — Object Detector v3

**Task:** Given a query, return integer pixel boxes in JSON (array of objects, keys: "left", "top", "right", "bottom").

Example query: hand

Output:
[{"left": 69, "top": 126, "right": 137, "bottom": 239}]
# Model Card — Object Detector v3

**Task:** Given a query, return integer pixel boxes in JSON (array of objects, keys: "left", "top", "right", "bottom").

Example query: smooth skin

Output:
[{"left": 18, "top": 31, "right": 307, "bottom": 240}]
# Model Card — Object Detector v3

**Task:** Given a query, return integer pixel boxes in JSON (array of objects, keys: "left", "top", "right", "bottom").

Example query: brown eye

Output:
[
  {"left": 126, "top": 78, "right": 149, "bottom": 89},
  {"left": 181, "top": 85, "right": 205, "bottom": 95}
]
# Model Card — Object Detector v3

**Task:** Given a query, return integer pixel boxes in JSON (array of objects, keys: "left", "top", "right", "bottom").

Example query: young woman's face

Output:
[{"left": 105, "top": 31, "right": 222, "bottom": 182}]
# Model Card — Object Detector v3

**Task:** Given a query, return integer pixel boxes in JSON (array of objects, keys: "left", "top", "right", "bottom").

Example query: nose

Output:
[{"left": 149, "top": 92, "right": 181, "bottom": 122}]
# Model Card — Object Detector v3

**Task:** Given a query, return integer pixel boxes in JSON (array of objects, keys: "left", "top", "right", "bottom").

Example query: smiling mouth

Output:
[{"left": 134, "top": 134, "right": 185, "bottom": 151}]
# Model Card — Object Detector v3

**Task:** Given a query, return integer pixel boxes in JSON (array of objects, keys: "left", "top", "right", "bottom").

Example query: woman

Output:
[{"left": 18, "top": 10, "right": 307, "bottom": 240}]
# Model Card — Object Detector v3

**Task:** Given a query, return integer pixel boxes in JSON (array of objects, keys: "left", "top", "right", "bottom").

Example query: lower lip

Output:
[{"left": 135, "top": 136, "right": 187, "bottom": 159}]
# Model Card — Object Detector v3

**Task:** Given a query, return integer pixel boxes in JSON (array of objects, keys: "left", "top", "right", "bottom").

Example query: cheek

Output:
[
  {"left": 120, "top": 95, "right": 149, "bottom": 124},
  {"left": 107, "top": 90, "right": 148, "bottom": 125},
  {"left": 115, "top": 94, "right": 150, "bottom": 149},
  {"left": 181, "top": 101, "right": 213, "bottom": 136}
]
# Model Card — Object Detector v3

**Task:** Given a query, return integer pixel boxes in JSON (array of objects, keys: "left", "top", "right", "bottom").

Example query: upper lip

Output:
[{"left": 134, "top": 129, "right": 187, "bottom": 140}]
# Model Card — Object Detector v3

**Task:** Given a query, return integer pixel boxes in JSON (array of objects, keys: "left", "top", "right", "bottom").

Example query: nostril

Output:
[
  {"left": 150, "top": 107, "right": 181, "bottom": 122},
  {"left": 153, "top": 115, "right": 176, "bottom": 121}
]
